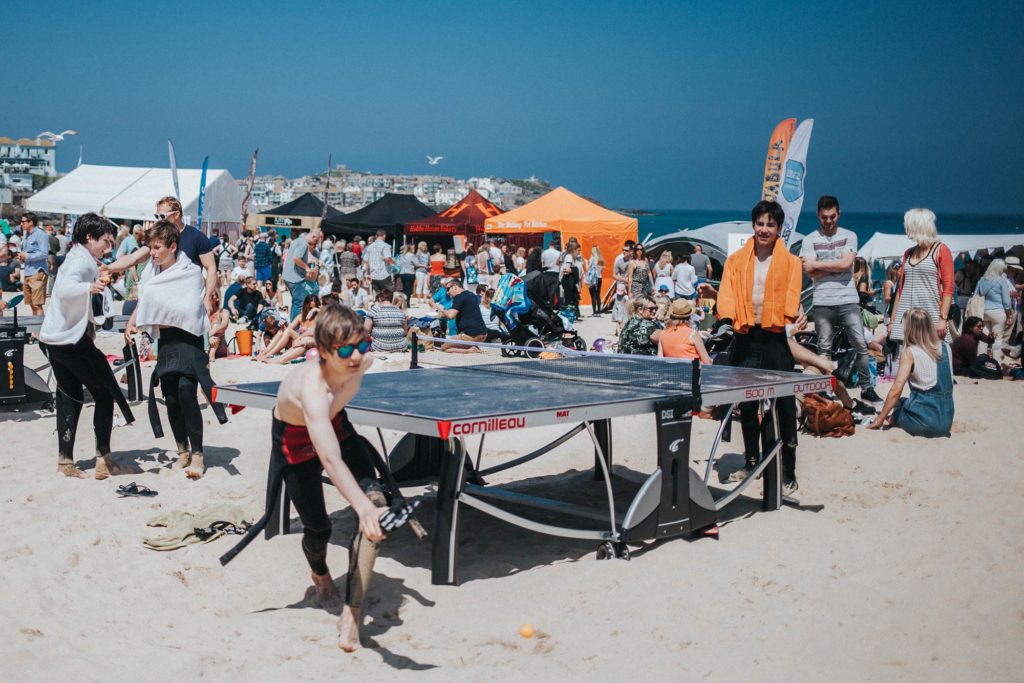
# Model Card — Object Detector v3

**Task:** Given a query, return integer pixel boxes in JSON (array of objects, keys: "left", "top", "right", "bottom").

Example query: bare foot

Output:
[
  {"left": 94, "top": 454, "right": 123, "bottom": 480},
  {"left": 185, "top": 452, "right": 205, "bottom": 480},
  {"left": 172, "top": 447, "right": 191, "bottom": 470},
  {"left": 337, "top": 605, "right": 361, "bottom": 652},
  {"left": 57, "top": 461, "right": 88, "bottom": 479},
  {"left": 311, "top": 571, "right": 340, "bottom": 604}
]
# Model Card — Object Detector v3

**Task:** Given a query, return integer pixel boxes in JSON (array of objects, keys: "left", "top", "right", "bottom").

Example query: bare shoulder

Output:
[{"left": 276, "top": 363, "right": 328, "bottom": 424}]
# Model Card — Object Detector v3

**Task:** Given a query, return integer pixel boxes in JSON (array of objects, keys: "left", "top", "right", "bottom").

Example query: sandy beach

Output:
[{"left": 1, "top": 305, "right": 1021, "bottom": 681}]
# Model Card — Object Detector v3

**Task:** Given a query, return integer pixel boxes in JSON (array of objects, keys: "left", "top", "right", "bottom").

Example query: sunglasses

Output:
[
  {"left": 335, "top": 338, "right": 371, "bottom": 359},
  {"left": 154, "top": 210, "right": 179, "bottom": 219}
]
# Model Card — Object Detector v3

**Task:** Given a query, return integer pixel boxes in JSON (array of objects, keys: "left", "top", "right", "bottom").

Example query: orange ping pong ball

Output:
[{"left": 519, "top": 624, "right": 535, "bottom": 639}]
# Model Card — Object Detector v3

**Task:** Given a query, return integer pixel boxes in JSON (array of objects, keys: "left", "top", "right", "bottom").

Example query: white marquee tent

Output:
[
  {"left": 25, "top": 164, "right": 243, "bottom": 232},
  {"left": 859, "top": 232, "right": 1024, "bottom": 262}
]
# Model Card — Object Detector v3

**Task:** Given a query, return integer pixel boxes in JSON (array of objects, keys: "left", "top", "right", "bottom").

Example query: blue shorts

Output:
[{"left": 255, "top": 266, "right": 272, "bottom": 282}]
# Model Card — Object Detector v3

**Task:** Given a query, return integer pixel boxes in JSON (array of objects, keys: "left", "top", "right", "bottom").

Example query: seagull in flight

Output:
[
  {"left": 37, "top": 130, "right": 79, "bottom": 142},
  {"left": 426, "top": 155, "right": 444, "bottom": 165}
]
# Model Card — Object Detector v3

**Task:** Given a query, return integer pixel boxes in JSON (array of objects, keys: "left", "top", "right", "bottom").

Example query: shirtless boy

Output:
[{"left": 270, "top": 302, "right": 386, "bottom": 651}]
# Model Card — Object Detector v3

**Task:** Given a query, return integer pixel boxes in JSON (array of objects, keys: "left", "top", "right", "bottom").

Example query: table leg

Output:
[
  {"left": 592, "top": 419, "right": 612, "bottom": 481},
  {"left": 761, "top": 400, "right": 782, "bottom": 511},
  {"left": 432, "top": 437, "right": 468, "bottom": 585}
]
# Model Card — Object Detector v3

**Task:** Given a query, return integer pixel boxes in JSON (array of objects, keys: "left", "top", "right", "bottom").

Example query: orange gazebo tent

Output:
[{"left": 484, "top": 186, "right": 638, "bottom": 304}]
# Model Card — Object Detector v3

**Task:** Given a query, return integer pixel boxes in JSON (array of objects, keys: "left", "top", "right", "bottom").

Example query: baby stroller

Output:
[{"left": 491, "top": 273, "right": 586, "bottom": 356}]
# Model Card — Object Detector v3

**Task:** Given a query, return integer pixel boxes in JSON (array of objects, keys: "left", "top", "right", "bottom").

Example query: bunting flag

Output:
[
  {"left": 168, "top": 139, "right": 181, "bottom": 201},
  {"left": 240, "top": 148, "right": 259, "bottom": 228},
  {"left": 761, "top": 118, "right": 796, "bottom": 202},
  {"left": 321, "top": 153, "right": 332, "bottom": 220},
  {"left": 195, "top": 156, "right": 209, "bottom": 234},
  {"left": 777, "top": 119, "right": 814, "bottom": 245}
]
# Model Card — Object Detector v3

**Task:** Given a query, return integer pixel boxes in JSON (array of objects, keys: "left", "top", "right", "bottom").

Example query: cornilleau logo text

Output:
[{"left": 451, "top": 416, "right": 527, "bottom": 435}]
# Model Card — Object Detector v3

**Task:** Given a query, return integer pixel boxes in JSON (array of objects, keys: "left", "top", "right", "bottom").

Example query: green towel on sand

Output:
[{"left": 144, "top": 504, "right": 253, "bottom": 551}]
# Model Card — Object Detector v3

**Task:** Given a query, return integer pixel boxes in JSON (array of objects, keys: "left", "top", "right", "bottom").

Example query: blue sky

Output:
[{"left": 8, "top": 1, "right": 1023, "bottom": 213}]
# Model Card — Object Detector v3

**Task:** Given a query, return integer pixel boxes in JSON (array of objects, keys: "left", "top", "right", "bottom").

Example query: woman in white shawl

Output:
[
  {"left": 39, "top": 213, "right": 134, "bottom": 479},
  {"left": 125, "top": 220, "right": 225, "bottom": 479}
]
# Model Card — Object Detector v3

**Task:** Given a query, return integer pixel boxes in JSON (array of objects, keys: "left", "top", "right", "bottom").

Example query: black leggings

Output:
[
  {"left": 282, "top": 457, "right": 333, "bottom": 576},
  {"left": 159, "top": 328, "right": 205, "bottom": 453},
  {"left": 45, "top": 334, "right": 114, "bottom": 461},
  {"left": 588, "top": 278, "right": 603, "bottom": 313},
  {"left": 273, "top": 416, "right": 379, "bottom": 579},
  {"left": 730, "top": 327, "right": 799, "bottom": 482},
  {"left": 560, "top": 273, "right": 579, "bottom": 309}
]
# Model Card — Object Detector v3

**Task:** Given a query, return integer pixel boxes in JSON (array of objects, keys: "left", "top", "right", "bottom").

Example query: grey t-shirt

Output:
[
  {"left": 689, "top": 252, "right": 710, "bottom": 277},
  {"left": 283, "top": 235, "right": 309, "bottom": 284},
  {"left": 800, "top": 226, "right": 859, "bottom": 306}
]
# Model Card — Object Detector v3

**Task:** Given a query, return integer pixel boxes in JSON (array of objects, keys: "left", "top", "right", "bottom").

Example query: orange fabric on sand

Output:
[
  {"left": 717, "top": 238, "right": 802, "bottom": 333},
  {"left": 484, "top": 187, "right": 638, "bottom": 306}
]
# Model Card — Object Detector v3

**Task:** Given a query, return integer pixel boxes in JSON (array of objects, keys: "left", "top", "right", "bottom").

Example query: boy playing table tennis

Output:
[{"left": 265, "top": 302, "right": 386, "bottom": 651}]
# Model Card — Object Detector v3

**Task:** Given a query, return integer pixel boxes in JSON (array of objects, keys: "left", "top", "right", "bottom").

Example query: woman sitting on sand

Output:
[
  {"left": 364, "top": 288, "right": 408, "bottom": 354},
  {"left": 256, "top": 294, "right": 321, "bottom": 363},
  {"left": 658, "top": 298, "right": 711, "bottom": 363},
  {"left": 868, "top": 308, "right": 954, "bottom": 437},
  {"left": 207, "top": 289, "right": 230, "bottom": 361},
  {"left": 619, "top": 295, "right": 661, "bottom": 355}
]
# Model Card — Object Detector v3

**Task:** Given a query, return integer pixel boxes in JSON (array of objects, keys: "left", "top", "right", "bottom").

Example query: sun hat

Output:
[
  {"left": 669, "top": 298, "right": 694, "bottom": 320},
  {"left": 1005, "top": 255, "right": 1022, "bottom": 270},
  {"left": 658, "top": 284, "right": 670, "bottom": 292}
]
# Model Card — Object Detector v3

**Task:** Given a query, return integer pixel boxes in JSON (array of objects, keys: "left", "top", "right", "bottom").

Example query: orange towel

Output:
[{"left": 717, "top": 238, "right": 802, "bottom": 333}]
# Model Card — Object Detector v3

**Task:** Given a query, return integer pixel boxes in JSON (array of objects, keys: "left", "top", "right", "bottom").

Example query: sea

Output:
[{"left": 634, "top": 210, "right": 1024, "bottom": 245}]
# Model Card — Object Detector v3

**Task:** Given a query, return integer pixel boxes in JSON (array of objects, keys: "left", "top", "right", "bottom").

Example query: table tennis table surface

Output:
[{"left": 214, "top": 357, "right": 832, "bottom": 435}]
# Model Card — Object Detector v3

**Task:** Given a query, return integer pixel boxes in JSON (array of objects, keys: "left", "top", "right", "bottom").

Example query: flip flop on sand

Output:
[{"left": 117, "top": 482, "right": 158, "bottom": 498}]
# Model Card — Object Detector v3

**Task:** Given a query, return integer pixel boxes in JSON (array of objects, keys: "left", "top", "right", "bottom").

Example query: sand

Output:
[{"left": 1, "top": 303, "right": 1021, "bottom": 680}]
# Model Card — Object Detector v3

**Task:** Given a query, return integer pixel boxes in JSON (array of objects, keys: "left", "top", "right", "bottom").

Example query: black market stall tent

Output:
[
  {"left": 247, "top": 192, "right": 342, "bottom": 234},
  {"left": 320, "top": 192, "right": 435, "bottom": 240}
]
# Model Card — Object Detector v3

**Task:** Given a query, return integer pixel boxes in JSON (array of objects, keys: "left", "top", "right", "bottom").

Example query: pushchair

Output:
[{"left": 490, "top": 273, "right": 586, "bottom": 356}]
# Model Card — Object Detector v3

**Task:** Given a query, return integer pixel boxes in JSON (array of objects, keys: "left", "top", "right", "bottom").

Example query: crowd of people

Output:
[{"left": 2, "top": 191, "right": 1021, "bottom": 651}]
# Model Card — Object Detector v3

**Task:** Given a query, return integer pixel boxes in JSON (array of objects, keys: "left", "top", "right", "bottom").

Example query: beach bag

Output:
[
  {"left": 966, "top": 281, "right": 988, "bottom": 319},
  {"left": 584, "top": 263, "right": 599, "bottom": 287},
  {"left": 800, "top": 393, "right": 855, "bottom": 438}
]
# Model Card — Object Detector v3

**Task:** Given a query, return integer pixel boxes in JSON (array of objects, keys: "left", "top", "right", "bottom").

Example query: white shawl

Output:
[
  {"left": 136, "top": 252, "right": 210, "bottom": 339},
  {"left": 38, "top": 245, "right": 97, "bottom": 346}
]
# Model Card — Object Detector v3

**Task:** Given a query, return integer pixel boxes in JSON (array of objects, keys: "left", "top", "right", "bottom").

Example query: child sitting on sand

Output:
[{"left": 868, "top": 308, "right": 954, "bottom": 437}]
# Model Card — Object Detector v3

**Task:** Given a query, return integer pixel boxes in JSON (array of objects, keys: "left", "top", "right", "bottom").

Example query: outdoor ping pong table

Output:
[
  {"left": 213, "top": 347, "right": 833, "bottom": 585},
  {"left": 0, "top": 313, "right": 130, "bottom": 334}
]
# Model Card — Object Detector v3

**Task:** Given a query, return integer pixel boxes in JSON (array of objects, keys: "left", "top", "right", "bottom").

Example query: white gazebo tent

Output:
[
  {"left": 859, "top": 232, "right": 1024, "bottom": 263},
  {"left": 25, "top": 164, "right": 243, "bottom": 235}
]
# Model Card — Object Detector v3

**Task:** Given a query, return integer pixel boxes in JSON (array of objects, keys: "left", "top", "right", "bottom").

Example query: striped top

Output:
[{"left": 892, "top": 243, "right": 951, "bottom": 343}]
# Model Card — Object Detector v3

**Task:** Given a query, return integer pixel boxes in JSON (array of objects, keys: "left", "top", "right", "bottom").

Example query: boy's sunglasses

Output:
[{"left": 335, "top": 338, "right": 371, "bottom": 359}]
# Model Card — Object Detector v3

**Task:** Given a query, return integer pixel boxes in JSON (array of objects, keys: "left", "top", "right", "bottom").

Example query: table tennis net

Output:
[{"left": 409, "top": 335, "right": 699, "bottom": 394}]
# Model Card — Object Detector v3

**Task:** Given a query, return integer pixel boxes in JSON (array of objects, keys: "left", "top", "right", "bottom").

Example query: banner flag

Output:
[
  {"left": 778, "top": 118, "right": 814, "bottom": 245},
  {"left": 761, "top": 118, "right": 796, "bottom": 202},
  {"left": 321, "top": 154, "right": 332, "bottom": 220},
  {"left": 240, "top": 148, "right": 259, "bottom": 227},
  {"left": 196, "top": 156, "right": 209, "bottom": 235},
  {"left": 168, "top": 139, "right": 181, "bottom": 201}
]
